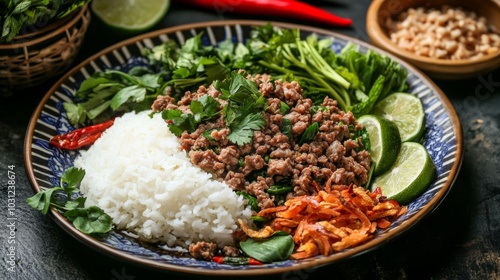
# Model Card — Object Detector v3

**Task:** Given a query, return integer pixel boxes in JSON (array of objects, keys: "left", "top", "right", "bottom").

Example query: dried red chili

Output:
[
  {"left": 179, "top": 0, "right": 352, "bottom": 27},
  {"left": 49, "top": 119, "right": 115, "bottom": 150}
]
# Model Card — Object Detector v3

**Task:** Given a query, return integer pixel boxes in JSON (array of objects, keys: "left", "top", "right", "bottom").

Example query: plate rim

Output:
[{"left": 23, "top": 19, "right": 464, "bottom": 277}]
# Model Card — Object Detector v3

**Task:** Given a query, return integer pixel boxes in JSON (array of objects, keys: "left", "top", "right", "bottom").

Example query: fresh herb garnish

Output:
[
  {"left": 298, "top": 122, "right": 319, "bottom": 145},
  {"left": 62, "top": 24, "right": 408, "bottom": 127},
  {"left": 239, "top": 232, "right": 294, "bottom": 262},
  {"left": 236, "top": 191, "right": 260, "bottom": 212},
  {"left": 215, "top": 72, "right": 266, "bottom": 145},
  {"left": 246, "top": 24, "right": 408, "bottom": 116},
  {"left": 26, "top": 167, "right": 112, "bottom": 234},
  {"left": 161, "top": 95, "right": 221, "bottom": 136},
  {"left": 279, "top": 101, "right": 290, "bottom": 115},
  {"left": 64, "top": 67, "right": 165, "bottom": 126},
  {"left": 1, "top": 0, "right": 91, "bottom": 43},
  {"left": 162, "top": 71, "right": 266, "bottom": 145},
  {"left": 281, "top": 118, "right": 293, "bottom": 140},
  {"left": 142, "top": 32, "right": 230, "bottom": 97},
  {"left": 266, "top": 184, "right": 294, "bottom": 195}
]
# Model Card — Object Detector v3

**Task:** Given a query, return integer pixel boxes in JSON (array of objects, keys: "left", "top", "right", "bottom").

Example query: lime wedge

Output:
[
  {"left": 372, "top": 92, "right": 425, "bottom": 142},
  {"left": 91, "top": 0, "right": 171, "bottom": 33},
  {"left": 371, "top": 142, "right": 436, "bottom": 205},
  {"left": 357, "top": 114, "right": 401, "bottom": 176}
]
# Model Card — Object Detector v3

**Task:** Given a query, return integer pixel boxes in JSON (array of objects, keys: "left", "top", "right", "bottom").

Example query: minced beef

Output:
[
  {"left": 152, "top": 73, "right": 371, "bottom": 210},
  {"left": 188, "top": 241, "right": 217, "bottom": 261}
]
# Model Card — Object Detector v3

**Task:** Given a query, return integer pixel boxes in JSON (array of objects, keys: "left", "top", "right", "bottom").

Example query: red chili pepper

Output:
[
  {"left": 212, "top": 256, "right": 224, "bottom": 264},
  {"left": 49, "top": 119, "right": 115, "bottom": 150},
  {"left": 178, "top": 0, "right": 352, "bottom": 27},
  {"left": 212, "top": 256, "right": 263, "bottom": 265}
]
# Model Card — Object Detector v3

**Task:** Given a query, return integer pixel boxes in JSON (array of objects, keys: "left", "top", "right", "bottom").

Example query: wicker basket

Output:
[{"left": 0, "top": 4, "right": 91, "bottom": 90}]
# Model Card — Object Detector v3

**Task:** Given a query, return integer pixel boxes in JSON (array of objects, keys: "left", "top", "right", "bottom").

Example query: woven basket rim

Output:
[{"left": 0, "top": 4, "right": 89, "bottom": 50}]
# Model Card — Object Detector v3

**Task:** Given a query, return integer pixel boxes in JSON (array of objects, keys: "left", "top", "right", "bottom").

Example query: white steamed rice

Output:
[{"left": 74, "top": 111, "right": 252, "bottom": 247}]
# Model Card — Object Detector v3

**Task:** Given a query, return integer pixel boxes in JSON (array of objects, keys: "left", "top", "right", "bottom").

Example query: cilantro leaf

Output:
[
  {"left": 26, "top": 167, "right": 113, "bottom": 235},
  {"left": 281, "top": 118, "right": 292, "bottom": 140},
  {"left": 26, "top": 187, "right": 63, "bottom": 215},
  {"left": 298, "top": 122, "right": 319, "bottom": 145},
  {"left": 214, "top": 72, "right": 267, "bottom": 145},
  {"left": 161, "top": 109, "right": 195, "bottom": 136},
  {"left": 110, "top": 85, "right": 147, "bottom": 110},
  {"left": 64, "top": 206, "right": 112, "bottom": 234},
  {"left": 227, "top": 112, "right": 265, "bottom": 146},
  {"left": 161, "top": 95, "right": 221, "bottom": 136}
]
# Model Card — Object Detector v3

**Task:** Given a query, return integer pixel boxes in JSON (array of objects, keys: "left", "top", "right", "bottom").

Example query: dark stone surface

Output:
[{"left": 1, "top": 1, "right": 499, "bottom": 279}]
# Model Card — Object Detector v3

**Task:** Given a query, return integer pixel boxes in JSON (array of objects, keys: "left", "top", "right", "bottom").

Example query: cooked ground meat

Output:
[
  {"left": 188, "top": 241, "right": 218, "bottom": 260},
  {"left": 152, "top": 73, "right": 371, "bottom": 210}
]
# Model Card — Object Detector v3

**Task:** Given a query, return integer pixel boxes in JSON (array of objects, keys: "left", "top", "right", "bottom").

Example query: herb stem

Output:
[
  {"left": 281, "top": 42, "right": 348, "bottom": 111},
  {"left": 303, "top": 66, "right": 348, "bottom": 111}
]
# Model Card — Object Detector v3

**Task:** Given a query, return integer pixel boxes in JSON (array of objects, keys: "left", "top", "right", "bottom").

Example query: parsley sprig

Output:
[
  {"left": 64, "top": 67, "right": 165, "bottom": 126},
  {"left": 161, "top": 94, "right": 221, "bottom": 136},
  {"left": 216, "top": 72, "right": 266, "bottom": 145},
  {"left": 161, "top": 72, "right": 266, "bottom": 146},
  {"left": 27, "top": 167, "right": 112, "bottom": 234},
  {"left": 1, "top": 0, "right": 91, "bottom": 43}
]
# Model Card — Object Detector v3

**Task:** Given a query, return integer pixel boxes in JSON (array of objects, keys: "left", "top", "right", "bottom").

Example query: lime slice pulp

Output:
[
  {"left": 91, "top": 0, "right": 171, "bottom": 33},
  {"left": 357, "top": 114, "right": 401, "bottom": 176},
  {"left": 371, "top": 142, "right": 436, "bottom": 205},
  {"left": 372, "top": 92, "right": 425, "bottom": 142}
]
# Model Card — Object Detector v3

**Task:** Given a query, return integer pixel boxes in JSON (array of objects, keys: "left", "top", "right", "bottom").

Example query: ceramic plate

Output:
[{"left": 24, "top": 20, "right": 463, "bottom": 277}]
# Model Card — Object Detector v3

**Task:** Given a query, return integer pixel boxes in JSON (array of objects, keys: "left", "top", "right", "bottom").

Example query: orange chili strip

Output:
[
  {"left": 49, "top": 119, "right": 115, "bottom": 150},
  {"left": 245, "top": 185, "right": 407, "bottom": 260}
]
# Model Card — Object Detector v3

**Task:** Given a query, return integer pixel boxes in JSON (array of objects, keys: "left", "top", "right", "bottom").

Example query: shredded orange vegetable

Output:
[{"left": 239, "top": 183, "right": 407, "bottom": 259}]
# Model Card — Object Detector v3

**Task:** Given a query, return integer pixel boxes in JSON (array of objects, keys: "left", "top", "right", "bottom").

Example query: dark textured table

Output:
[{"left": 1, "top": 1, "right": 499, "bottom": 279}]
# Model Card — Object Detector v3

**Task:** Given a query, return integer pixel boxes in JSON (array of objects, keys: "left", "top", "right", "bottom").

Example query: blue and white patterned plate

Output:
[{"left": 24, "top": 20, "right": 463, "bottom": 277}]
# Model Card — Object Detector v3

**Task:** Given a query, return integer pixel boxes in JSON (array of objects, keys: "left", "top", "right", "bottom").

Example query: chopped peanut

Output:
[{"left": 386, "top": 5, "right": 500, "bottom": 60}]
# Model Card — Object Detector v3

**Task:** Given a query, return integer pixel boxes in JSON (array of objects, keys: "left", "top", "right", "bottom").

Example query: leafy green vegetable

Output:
[
  {"left": 64, "top": 24, "right": 408, "bottom": 127},
  {"left": 236, "top": 191, "right": 260, "bottom": 212},
  {"left": 227, "top": 113, "right": 265, "bottom": 146},
  {"left": 281, "top": 118, "right": 292, "bottom": 140},
  {"left": 267, "top": 184, "right": 294, "bottom": 195},
  {"left": 240, "top": 233, "right": 294, "bottom": 262},
  {"left": 26, "top": 167, "right": 112, "bottom": 234},
  {"left": 0, "top": 0, "right": 91, "bottom": 43},
  {"left": 26, "top": 187, "right": 61, "bottom": 215},
  {"left": 337, "top": 43, "right": 408, "bottom": 102},
  {"left": 350, "top": 75, "right": 385, "bottom": 117},
  {"left": 298, "top": 122, "right": 319, "bottom": 145},
  {"left": 64, "top": 67, "right": 165, "bottom": 126},
  {"left": 241, "top": 24, "right": 408, "bottom": 115},
  {"left": 142, "top": 32, "right": 230, "bottom": 98},
  {"left": 354, "top": 126, "right": 371, "bottom": 152},
  {"left": 64, "top": 206, "right": 112, "bottom": 234},
  {"left": 161, "top": 95, "right": 221, "bottom": 136},
  {"left": 279, "top": 101, "right": 290, "bottom": 115},
  {"left": 162, "top": 72, "right": 266, "bottom": 145},
  {"left": 221, "top": 87, "right": 265, "bottom": 143},
  {"left": 207, "top": 71, "right": 267, "bottom": 146}
]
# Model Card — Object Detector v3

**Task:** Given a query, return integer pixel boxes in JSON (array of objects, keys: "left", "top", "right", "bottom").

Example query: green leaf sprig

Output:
[
  {"left": 162, "top": 71, "right": 266, "bottom": 146},
  {"left": 215, "top": 71, "right": 266, "bottom": 146},
  {"left": 26, "top": 167, "right": 112, "bottom": 234},
  {"left": 161, "top": 94, "right": 221, "bottom": 136},
  {"left": 1, "top": 0, "right": 91, "bottom": 43},
  {"left": 64, "top": 67, "right": 165, "bottom": 126},
  {"left": 239, "top": 232, "right": 294, "bottom": 263}
]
